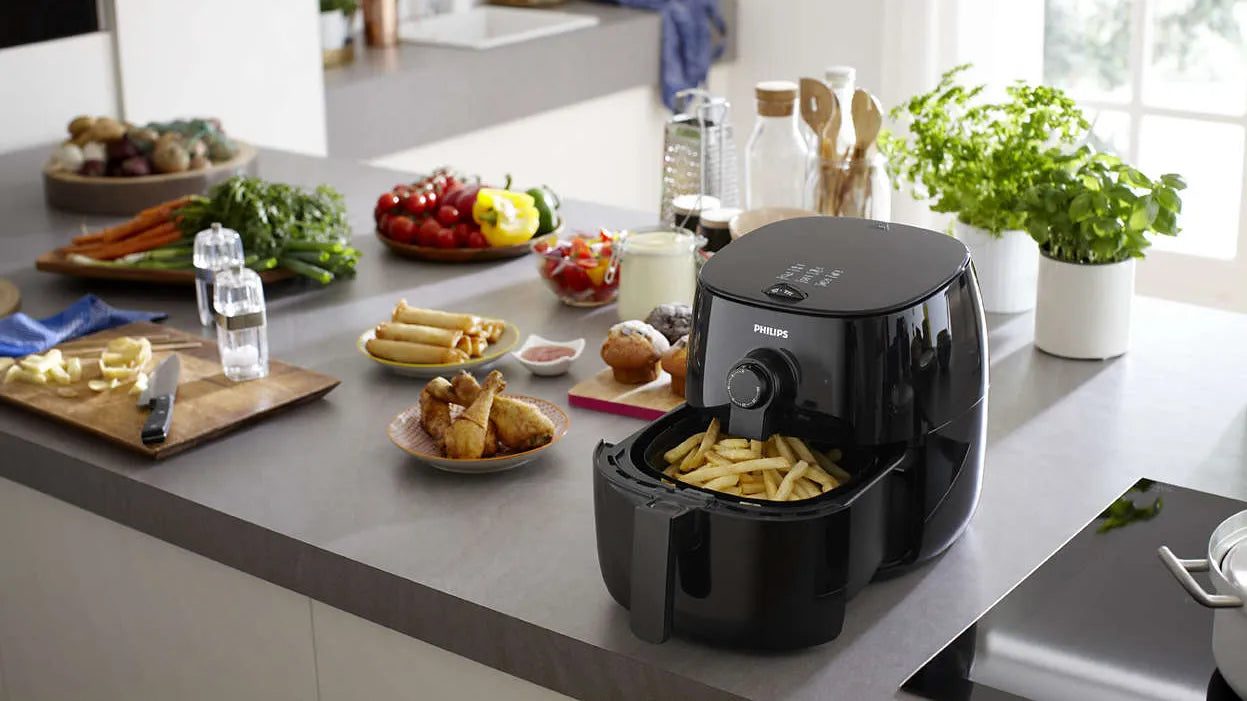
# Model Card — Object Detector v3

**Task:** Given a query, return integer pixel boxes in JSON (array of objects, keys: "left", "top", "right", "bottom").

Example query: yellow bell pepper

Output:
[{"left": 472, "top": 189, "right": 541, "bottom": 247}]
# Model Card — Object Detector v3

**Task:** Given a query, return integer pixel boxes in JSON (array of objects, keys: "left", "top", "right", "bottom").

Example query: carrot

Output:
[
  {"left": 84, "top": 196, "right": 191, "bottom": 245},
  {"left": 90, "top": 223, "right": 182, "bottom": 260},
  {"left": 92, "top": 232, "right": 183, "bottom": 261},
  {"left": 70, "top": 230, "right": 108, "bottom": 246}
]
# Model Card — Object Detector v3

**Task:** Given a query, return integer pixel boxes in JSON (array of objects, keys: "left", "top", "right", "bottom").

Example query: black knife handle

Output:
[{"left": 141, "top": 395, "right": 174, "bottom": 445}]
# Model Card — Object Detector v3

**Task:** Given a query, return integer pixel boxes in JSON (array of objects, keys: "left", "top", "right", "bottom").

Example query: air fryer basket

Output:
[{"left": 632, "top": 405, "right": 903, "bottom": 508}]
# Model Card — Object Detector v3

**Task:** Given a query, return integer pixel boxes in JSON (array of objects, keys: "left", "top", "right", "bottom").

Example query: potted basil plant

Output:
[
  {"left": 320, "top": 0, "right": 357, "bottom": 53},
  {"left": 880, "top": 65, "right": 1088, "bottom": 313},
  {"left": 1021, "top": 148, "right": 1185, "bottom": 359}
]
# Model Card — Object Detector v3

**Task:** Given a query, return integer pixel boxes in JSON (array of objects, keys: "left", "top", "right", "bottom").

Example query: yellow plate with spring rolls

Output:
[{"left": 356, "top": 301, "right": 519, "bottom": 377}]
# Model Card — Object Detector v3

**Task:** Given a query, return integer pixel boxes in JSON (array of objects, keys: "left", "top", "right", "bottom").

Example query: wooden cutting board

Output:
[
  {"left": 567, "top": 367, "right": 684, "bottom": 421},
  {"left": 0, "top": 321, "right": 339, "bottom": 459}
]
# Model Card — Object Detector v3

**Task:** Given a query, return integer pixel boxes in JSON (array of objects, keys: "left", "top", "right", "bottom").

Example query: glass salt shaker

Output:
[
  {"left": 193, "top": 223, "right": 244, "bottom": 327},
  {"left": 213, "top": 266, "right": 269, "bottom": 382}
]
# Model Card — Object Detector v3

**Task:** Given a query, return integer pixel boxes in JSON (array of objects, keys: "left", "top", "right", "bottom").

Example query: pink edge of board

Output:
[{"left": 566, "top": 393, "right": 668, "bottom": 421}]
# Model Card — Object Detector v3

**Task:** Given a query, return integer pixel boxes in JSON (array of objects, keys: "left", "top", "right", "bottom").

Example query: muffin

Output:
[
  {"left": 645, "top": 303, "right": 692, "bottom": 344},
  {"left": 601, "top": 321, "right": 670, "bottom": 384},
  {"left": 661, "top": 335, "right": 689, "bottom": 397}
]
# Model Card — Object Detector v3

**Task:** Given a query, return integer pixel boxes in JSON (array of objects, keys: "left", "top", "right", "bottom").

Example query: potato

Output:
[
  {"left": 87, "top": 117, "right": 126, "bottom": 142},
  {"left": 68, "top": 115, "right": 96, "bottom": 137}
]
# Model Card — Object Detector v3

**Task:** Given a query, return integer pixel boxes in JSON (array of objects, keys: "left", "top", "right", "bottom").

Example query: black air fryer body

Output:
[{"left": 593, "top": 217, "right": 988, "bottom": 649}]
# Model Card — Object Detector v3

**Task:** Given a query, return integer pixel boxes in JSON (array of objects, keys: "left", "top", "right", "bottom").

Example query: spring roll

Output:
[
  {"left": 392, "top": 301, "right": 479, "bottom": 332},
  {"left": 376, "top": 322, "right": 463, "bottom": 348},
  {"left": 366, "top": 338, "right": 469, "bottom": 365}
]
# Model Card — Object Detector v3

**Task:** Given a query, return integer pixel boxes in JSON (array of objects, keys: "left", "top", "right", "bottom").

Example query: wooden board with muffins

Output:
[{"left": 567, "top": 304, "right": 692, "bottom": 421}]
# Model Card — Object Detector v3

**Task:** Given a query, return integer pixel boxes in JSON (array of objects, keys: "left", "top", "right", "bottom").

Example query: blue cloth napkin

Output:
[
  {"left": 0, "top": 295, "right": 167, "bottom": 357},
  {"left": 596, "top": 0, "right": 726, "bottom": 109}
]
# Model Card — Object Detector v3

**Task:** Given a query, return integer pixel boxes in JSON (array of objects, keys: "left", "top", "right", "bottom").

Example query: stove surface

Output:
[{"left": 903, "top": 480, "right": 1245, "bottom": 701}]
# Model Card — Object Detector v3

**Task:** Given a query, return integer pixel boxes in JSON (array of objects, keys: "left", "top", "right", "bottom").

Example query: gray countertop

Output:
[
  {"left": 3, "top": 144, "right": 1247, "bottom": 701},
  {"left": 324, "top": 0, "right": 735, "bottom": 160}
]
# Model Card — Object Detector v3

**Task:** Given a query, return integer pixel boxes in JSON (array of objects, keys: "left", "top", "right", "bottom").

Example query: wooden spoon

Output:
[
  {"left": 799, "top": 78, "right": 833, "bottom": 154},
  {"left": 839, "top": 89, "right": 884, "bottom": 217}
]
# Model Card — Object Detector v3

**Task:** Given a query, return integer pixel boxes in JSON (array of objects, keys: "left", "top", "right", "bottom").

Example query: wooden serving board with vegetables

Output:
[
  {"left": 0, "top": 322, "right": 340, "bottom": 459},
  {"left": 36, "top": 176, "right": 360, "bottom": 285}
]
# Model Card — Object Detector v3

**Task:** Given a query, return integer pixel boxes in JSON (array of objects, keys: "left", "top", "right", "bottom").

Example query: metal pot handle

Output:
[
  {"left": 629, "top": 500, "right": 690, "bottom": 643},
  {"left": 1158, "top": 546, "right": 1243, "bottom": 608}
]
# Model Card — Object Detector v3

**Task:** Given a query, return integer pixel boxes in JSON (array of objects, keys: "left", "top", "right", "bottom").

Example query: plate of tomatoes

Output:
[
  {"left": 531, "top": 229, "right": 620, "bottom": 306},
  {"left": 374, "top": 168, "right": 561, "bottom": 263}
]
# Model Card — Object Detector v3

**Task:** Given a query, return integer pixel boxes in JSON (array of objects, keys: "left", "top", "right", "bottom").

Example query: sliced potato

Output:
[
  {"left": 66, "top": 357, "right": 82, "bottom": 382},
  {"left": 0, "top": 358, "right": 14, "bottom": 374},
  {"left": 56, "top": 387, "right": 80, "bottom": 398},
  {"left": 46, "top": 364, "right": 72, "bottom": 385}
]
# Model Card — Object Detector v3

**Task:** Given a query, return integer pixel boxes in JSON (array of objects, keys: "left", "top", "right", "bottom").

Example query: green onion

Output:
[{"left": 278, "top": 256, "right": 334, "bottom": 284}]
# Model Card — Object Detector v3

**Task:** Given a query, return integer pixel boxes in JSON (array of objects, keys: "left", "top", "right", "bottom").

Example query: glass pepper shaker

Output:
[
  {"left": 213, "top": 266, "right": 269, "bottom": 382},
  {"left": 193, "top": 223, "right": 245, "bottom": 327}
]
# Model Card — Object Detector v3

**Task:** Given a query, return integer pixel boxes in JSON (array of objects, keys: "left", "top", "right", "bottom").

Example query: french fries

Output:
[{"left": 660, "top": 422, "right": 849, "bottom": 502}]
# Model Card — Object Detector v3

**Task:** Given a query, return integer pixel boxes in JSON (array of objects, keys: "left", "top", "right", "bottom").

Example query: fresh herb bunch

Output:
[
  {"left": 878, "top": 64, "right": 1089, "bottom": 235},
  {"left": 1021, "top": 147, "right": 1185, "bottom": 264},
  {"left": 320, "top": 0, "right": 358, "bottom": 14},
  {"left": 177, "top": 176, "right": 360, "bottom": 284}
]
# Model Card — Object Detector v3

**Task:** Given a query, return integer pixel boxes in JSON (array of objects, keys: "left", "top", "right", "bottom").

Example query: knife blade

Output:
[{"left": 141, "top": 355, "right": 181, "bottom": 445}]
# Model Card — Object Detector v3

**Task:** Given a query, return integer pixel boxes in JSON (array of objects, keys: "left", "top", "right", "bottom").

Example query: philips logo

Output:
[{"left": 753, "top": 324, "right": 789, "bottom": 339}]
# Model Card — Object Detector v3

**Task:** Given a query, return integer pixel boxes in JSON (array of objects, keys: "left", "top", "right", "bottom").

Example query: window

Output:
[{"left": 1043, "top": 0, "right": 1247, "bottom": 260}]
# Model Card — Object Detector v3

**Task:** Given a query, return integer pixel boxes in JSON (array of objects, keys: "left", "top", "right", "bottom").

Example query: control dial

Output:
[{"left": 726, "top": 361, "right": 771, "bottom": 409}]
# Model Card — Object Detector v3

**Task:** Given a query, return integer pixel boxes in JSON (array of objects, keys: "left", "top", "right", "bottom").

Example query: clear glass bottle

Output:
[
  {"left": 193, "top": 223, "right": 245, "bottom": 327},
  {"left": 825, "top": 65, "right": 857, "bottom": 157},
  {"left": 213, "top": 266, "right": 269, "bottom": 382},
  {"left": 745, "top": 81, "right": 810, "bottom": 210}
]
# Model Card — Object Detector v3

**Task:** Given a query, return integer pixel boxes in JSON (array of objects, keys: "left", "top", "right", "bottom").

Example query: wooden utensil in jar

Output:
[
  {"left": 799, "top": 78, "right": 840, "bottom": 215},
  {"left": 838, "top": 89, "right": 883, "bottom": 218}
]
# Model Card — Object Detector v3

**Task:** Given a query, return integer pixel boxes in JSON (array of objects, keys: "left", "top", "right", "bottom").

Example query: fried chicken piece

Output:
[
  {"left": 443, "top": 372, "right": 504, "bottom": 459},
  {"left": 428, "top": 376, "right": 500, "bottom": 456},
  {"left": 451, "top": 371, "right": 555, "bottom": 451},
  {"left": 419, "top": 382, "right": 453, "bottom": 449}
]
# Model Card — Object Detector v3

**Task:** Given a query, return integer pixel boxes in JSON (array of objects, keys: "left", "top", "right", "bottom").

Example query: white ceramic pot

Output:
[
  {"left": 1033, "top": 254, "right": 1134, "bottom": 360},
  {"left": 1160, "top": 510, "right": 1247, "bottom": 698},
  {"left": 954, "top": 221, "right": 1039, "bottom": 313},
  {"left": 320, "top": 9, "right": 348, "bottom": 51}
]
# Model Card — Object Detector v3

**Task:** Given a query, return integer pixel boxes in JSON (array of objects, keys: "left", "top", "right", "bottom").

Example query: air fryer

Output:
[{"left": 593, "top": 217, "right": 988, "bottom": 649}]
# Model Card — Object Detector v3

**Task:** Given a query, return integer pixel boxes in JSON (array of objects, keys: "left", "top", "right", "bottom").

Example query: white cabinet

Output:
[
  {"left": 311, "top": 602, "right": 570, "bottom": 701},
  {"left": 0, "top": 478, "right": 319, "bottom": 701}
]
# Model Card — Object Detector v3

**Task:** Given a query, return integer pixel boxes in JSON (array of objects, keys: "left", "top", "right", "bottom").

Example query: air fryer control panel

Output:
[
  {"left": 776, "top": 262, "right": 844, "bottom": 288},
  {"left": 686, "top": 268, "right": 987, "bottom": 445}
]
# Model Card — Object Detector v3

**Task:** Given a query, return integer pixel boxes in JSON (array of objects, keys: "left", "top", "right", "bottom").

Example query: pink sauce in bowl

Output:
[{"left": 521, "top": 345, "right": 577, "bottom": 363}]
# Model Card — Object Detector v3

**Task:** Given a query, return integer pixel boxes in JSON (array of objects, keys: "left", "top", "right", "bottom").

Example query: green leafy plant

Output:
[
  {"left": 1020, "top": 147, "right": 1186, "bottom": 264},
  {"left": 878, "top": 64, "right": 1089, "bottom": 235},
  {"left": 320, "top": 0, "right": 358, "bottom": 15}
]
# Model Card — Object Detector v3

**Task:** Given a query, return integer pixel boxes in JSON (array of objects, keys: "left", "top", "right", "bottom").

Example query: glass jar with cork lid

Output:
[{"left": 745, "top": 81, "right": 810, "bottom": 210}]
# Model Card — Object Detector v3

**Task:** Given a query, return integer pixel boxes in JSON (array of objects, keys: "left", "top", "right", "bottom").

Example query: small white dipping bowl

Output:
[{"left": 512, "top": 335, "right": 585, "bottom": 376}]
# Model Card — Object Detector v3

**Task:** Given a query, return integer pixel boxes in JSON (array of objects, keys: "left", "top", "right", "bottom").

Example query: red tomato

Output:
[
  {"left": 416, "top": 218, "right": 442, "bottom": 247},
  {"left": 433, "top": 227, "right": 457, "bottom": 249},
  {"left": 378, "top": 213, "right": 393, "bottom": 233},
  {"left": 599, "top": 243, "right": 613, "bottom": 259},
  {"left": 386, "top": 215, "right": 417, "bottom": 243},
  {"left": 376, "top": 192, "right": 400, "bottom": 212},
  {"left": 570, "top": 237, "right": 593, "bottom": 259},
  {"left": 466, "top": 230, "right": 489, "bottom": 249},
  {"left": 542, "top": 258, "right": 561, "bottom": 279},
  {"left": 561, "top": 265, "right": 591, "bottom": 292},
  {"left": 403, "top": 193, "right": 428, "bottom": 216},
  {"left": 424, "top": 190, "right": 439, "bottom": 210},
  {"left": 437, "top": 205, "right": 461, "bottom": 227},
  {"left": 452, "top": 222, "right": 471, "bottom": 246}
]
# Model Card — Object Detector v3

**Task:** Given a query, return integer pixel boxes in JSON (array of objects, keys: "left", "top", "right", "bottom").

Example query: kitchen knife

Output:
[{"left": 140, "top": 355, "right": 181, "bottom": 445}]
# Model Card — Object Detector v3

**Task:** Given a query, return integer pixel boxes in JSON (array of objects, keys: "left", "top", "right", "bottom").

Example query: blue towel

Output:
[
  {"left": 0, "top": 295, "right": 167, "bottom": 357},
  {"left": 598, "top": 0, "right": 726, "bottom": 110}
]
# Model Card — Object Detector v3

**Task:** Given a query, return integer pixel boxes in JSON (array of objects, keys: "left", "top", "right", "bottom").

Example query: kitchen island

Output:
[{"left": 2, "top": 144, "right": 1246, "bottom": 701}]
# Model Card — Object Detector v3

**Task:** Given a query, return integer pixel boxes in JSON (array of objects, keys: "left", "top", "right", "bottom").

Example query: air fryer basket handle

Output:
[{"left": 629, "top": 501, "right": 689, "bottom": 643}]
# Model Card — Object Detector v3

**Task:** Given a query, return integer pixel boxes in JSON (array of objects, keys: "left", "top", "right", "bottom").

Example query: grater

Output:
[{"left": 659, "top": 90, "right": 739, "bottom": 225}]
